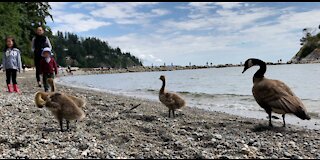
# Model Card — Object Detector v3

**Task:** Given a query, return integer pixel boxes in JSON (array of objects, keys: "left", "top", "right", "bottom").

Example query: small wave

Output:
[
  {"left": 309, "top": 112, "right": 320, "bottom": 119},
  {"left": 177, "top": 92, "right": 252, "bottom": 99},
  {"left": 140, "top": 88, "right": 252, "bottom": 99},
  {"left": 146, "top": 89, "right": 157, "bottom": 92}
]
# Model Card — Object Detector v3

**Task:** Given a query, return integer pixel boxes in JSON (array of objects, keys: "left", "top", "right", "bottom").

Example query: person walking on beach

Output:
[
  {"left": 39, "top": 47, "right": 58, "bottom": 92},
  {"left": 31, "top": 26, "right": 52, "bottom": 87},
  {"left": 2, "top": 36, "right": 22, "bottom": 93}
]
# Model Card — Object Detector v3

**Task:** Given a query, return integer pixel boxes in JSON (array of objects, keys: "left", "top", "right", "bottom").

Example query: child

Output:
[
  {"left": 39, "top": 47, "right": 58, "bottom": 92},
  {"left": 2, "top": 36, "right": 22, "bottom": 93}
]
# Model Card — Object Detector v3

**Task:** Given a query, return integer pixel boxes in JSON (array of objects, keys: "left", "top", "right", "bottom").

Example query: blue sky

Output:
[{"left": 47, "top": 2, "right": 320, "bottom": 66}]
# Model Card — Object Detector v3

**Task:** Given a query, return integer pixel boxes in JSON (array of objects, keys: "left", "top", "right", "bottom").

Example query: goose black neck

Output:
[
  {"left": 253, "top": 59, "right": 266, "bottom": 78},
  {"left": 160, "top": 79, "right": 166, "bottom": 93}
]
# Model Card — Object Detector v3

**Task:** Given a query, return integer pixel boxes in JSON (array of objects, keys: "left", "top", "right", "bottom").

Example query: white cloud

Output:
[
  {"left": 49, "top": 2, "right": 69, "bottom": 10},
  {"left": 213, "top": 2, "right": 245, "bottom": 9},
  {"left": 51, "top": 11, "right": 111, "bottom": 33},
  {"left": 161, "top": 6, "right": 275, "bottom": 32},
  {"left": 49, "top": 3, "right": 111, "bottom": 33},
  {"left": 89, "top": 2, "right": 168, "bottom": 25},
  {"left": 151, "top": 9, "right": 170, "bottom": 16},
  {"left": 189, "top": 2, "right": 216, "bottom": 8}
]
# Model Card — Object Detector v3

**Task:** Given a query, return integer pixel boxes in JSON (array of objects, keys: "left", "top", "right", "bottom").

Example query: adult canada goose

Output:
[
  {"left": 35, "top": 91, "right": 85, "bottom": 132},
  {"left": 242, "top": 58, "right": 310, "bottom": 127},
  {"left": 159, "top": 75, "right": 186, "bottom": 118}
]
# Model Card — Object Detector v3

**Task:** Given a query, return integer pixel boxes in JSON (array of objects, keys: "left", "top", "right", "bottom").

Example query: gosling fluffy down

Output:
[
  {"left": 35, "top": 91, "right": 85, "bottom": 131},
  {"left": 159, "top": 75, "right": 186, "bottom": 118}
]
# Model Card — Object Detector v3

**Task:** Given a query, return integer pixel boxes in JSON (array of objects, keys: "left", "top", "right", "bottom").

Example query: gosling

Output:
[
  {"left": 35, "top": 91, "right": 85, "bottom": 132},
  {"left": 159, "top": 75, "right": 186, "bottom": 118},
  {"left": 47, "top": 77, "right": 86, "bottom": 109}
]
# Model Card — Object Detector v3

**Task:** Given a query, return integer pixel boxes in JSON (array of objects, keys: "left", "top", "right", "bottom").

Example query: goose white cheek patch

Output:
[{"left": 248, "top": 60, "right": 253, "bottom": 68}]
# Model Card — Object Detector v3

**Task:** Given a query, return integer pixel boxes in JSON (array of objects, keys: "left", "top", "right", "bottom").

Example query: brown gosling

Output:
[
  {"left": 47, "top": 77, "right": 86, "bottom": 109},
  {"left": 159, "top": 75, "right": 186, "bottom": 118},
  {"left": 35, "top": 91, "right": 85, "bottom": 132},
  {"left": 242, "top": 58, "right": 311, "bottom": 127}
]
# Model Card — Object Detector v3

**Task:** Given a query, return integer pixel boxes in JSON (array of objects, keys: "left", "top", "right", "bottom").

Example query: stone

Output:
[
  {"left": 214, "top": 134, "right": 222, "bottom": 140},
  {"left": 284, "top": 151, "right": 291, "bottom": 158}
]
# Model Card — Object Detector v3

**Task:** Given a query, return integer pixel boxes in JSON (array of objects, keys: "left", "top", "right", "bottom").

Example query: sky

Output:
[{"left": 47, "top": 2, "right": 320, "bottom": 66}]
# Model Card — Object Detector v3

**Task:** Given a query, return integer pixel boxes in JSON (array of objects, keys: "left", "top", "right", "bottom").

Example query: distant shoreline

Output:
[
  {"left": 70, "top": 61, "right": 320, "bottom": 76},
  {"left": 20, "top": 60, "right": 320, "bottom": 77}
]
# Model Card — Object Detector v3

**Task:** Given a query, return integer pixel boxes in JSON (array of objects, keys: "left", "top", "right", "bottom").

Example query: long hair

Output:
[{"left": 4, "top": 36, "right": 18, "bottom": 52}]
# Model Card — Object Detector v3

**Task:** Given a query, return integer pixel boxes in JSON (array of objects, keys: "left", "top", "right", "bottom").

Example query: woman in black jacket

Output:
[{"left": 31, "top": 26, "right": 52, "bottom": 87}]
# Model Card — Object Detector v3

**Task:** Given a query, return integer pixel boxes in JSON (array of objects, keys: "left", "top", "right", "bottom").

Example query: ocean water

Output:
[{"left": 57, "top": 63, "right": 320, "bottom": 129}]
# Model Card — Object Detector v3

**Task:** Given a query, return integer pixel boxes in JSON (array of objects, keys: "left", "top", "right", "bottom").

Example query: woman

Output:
[{"left": 31, "top": 26, "right": 52, "bottom": 87}]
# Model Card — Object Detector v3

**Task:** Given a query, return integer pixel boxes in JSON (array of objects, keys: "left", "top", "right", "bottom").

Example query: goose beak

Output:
[{"left": 242, "top": 67, "right": 248, "bottom": 74}]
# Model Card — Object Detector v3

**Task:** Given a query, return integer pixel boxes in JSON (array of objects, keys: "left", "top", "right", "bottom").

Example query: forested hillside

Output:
[
  {"left": 291, "top": 25, "right": 320, "bottom": 63},
  {"left": 51, "top": 32, "right": 142, "bottom": 68}
]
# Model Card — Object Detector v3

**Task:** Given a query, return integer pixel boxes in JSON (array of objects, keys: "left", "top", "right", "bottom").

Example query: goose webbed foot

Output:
[
  {"left": 268, "top": 112, "right": 273, "bottom": 127},
  {"left": 66, "top": 120, "right": 70, "bottom": 131},
  {"left": 59, "top": 119, "right": 64, "bottom": 132}
]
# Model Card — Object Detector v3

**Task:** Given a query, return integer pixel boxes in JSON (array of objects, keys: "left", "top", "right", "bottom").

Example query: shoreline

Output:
[
  {"left": 54, "top": 61, "right": 320, "bottom": 76},
  {"left": 0, "top": 71, "right": 319, "bottom": 158}
]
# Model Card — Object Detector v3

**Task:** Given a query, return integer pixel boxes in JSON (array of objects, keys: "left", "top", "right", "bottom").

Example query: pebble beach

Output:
[{"left": 0, "top": 70, "right": 319, "bottom": 159}]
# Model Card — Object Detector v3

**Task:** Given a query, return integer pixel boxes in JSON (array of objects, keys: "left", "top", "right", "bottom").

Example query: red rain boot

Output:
[
  {"left": 7, "top": 84, "right": 13, "bottom": 93},
  {"left": 13, "top": 84, "right": 21, "bottom": 94}
]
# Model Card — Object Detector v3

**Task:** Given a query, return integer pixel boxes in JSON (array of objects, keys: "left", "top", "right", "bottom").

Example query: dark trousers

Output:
[
  {"left": 6, "top": 69, "right": 17, "bottom": 85},
  {"left": 34, "top": 53, "right": 43, "bottom": 82},
  {"left": 43, "top": 73, "right": 55, "bottom": 92}
]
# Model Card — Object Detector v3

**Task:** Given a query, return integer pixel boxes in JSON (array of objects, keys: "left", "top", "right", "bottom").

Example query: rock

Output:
[
  {"left": 276, "top": 133, "right": 283, "bottom": 137},
  {"left": 292, "top": 155, "right": 302, "bottom": 159},
  {"left": 187, "top": 137, "right": 194, "bottom": 141},
  {"left": 93, "top": 148, "right": 101, "bottom": 154},
  {"left": 288, "top": 141, "right": 296, "bottom": 148},
  {"left": 81, "top": 149, "right": 89, "bottom": 156},
  {"left": 211, "top": 138, "right": 217, "bottom": 142},
  {"left": 248, "top": 139, "right": 255, "bottom": 146},
  {"left": 214, "top": 134, "right": 222, "bottom": 140},
  {"left": 217, "top": 145, "right": 224, "bottom": 149},
  {"left": 241, "top": 147, "right": 250, "bottom": 155},
  {"left": 252, "top": 142, "right": 260, "bottom": 147},
  {"left": 78, "top": 143, "right": 89, "bottom": 150},
  {"left": 143, "top": 147, "right": 150, "bottom": 152},
  {"left": 249, "top": 146, "right": 258, "bottom": 152},
  {"left": 108, "top": 151, "right": 116, "bottom": 158},
  {"left": 284, "top": 151, "right": 291, "bottom": 158},
  {"left": 218, "top": 155, "right": 229, "bottom": 159}
]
